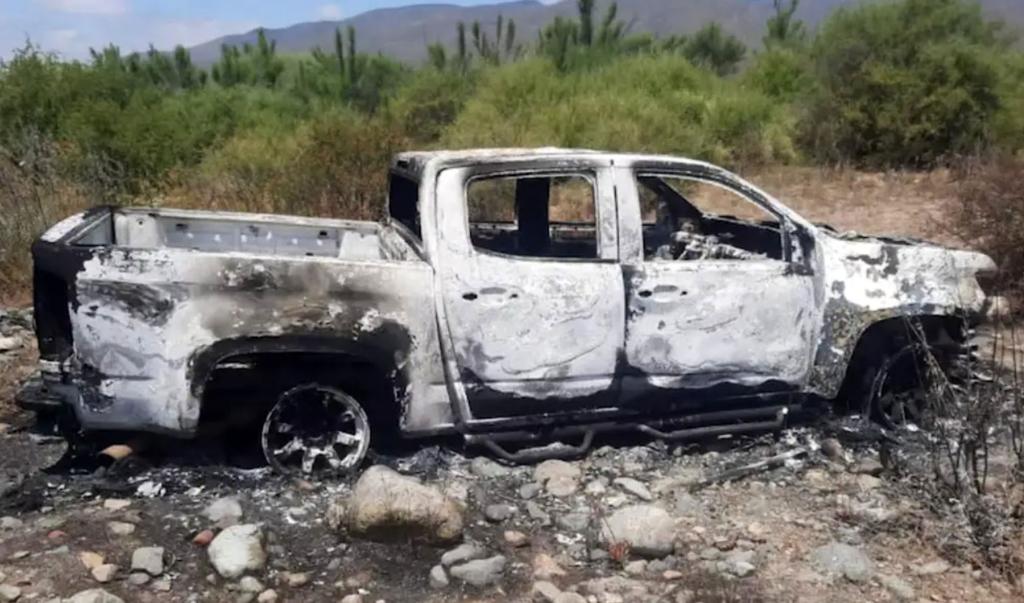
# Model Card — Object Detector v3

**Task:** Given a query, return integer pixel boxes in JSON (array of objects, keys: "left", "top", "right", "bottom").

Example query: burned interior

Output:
[{"left": 16, "top": 149, "right": 996, "bottom": 476}]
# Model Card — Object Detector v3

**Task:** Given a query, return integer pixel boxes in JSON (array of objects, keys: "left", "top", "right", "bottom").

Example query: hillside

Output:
[{"left": 188, "top": 0, "right": 1024, "bottom": 65}]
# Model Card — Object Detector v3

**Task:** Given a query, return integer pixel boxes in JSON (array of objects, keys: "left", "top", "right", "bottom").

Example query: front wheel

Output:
[
  {"left": 868, "top": 342, "right": 947, "bottom": 429},
  {"left": 261, "top": 384, "right": 371, "bottom": 477}
]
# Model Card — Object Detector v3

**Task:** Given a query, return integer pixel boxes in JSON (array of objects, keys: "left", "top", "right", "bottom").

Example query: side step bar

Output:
[{"left": 466, "top": 405, "right": 792, "bottom": 464}]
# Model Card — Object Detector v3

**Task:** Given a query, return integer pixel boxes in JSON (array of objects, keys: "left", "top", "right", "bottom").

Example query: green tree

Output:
[
  {"left": 680, "top": 23, "right": 747, "bottom": 76},
  {"left": 764, "top": 0, "right": 807, "bottom": 48},
  {"left": 805, "top": 0, "right": 1009, "bottom": 166}
]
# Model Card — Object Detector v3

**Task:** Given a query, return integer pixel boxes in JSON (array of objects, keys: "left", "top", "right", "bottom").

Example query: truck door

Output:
[
  {"left": 615, "top": 164, "right": 816, "bottom": 406},
  {"left": 434, "top": 162, "right": 624, "bottom": 420}
]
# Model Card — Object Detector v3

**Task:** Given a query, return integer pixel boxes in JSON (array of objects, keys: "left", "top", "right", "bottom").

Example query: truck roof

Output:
[{"left": 389, "top": 148, "right": 709, "bottom": 181}]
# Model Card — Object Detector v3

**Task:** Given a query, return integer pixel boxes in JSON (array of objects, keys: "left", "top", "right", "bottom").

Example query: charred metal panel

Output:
[
  {"left": 806, "top": 234, "right": 993, "bottom": 397},
  {"left": 433, "top": 165, "right": 625, "bottom": 414},
  {"left": 61, "top": 219, "right": 447, "bottom": 435}
]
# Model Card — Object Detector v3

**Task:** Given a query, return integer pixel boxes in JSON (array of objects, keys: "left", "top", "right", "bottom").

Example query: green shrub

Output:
[
  {"left": 444, "top": 55, "right": 796, "bottom": 167},
  {"left": 804, "top": 0, "right": 1009, "bottom": 167}
]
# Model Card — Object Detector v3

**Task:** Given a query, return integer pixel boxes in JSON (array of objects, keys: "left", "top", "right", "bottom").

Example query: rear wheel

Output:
[
  {"left": 869, "top": 343, "right": 935, "bottom": 429},
  {"left": 261, "top": 384, "right": 370, "bottom": 477}
]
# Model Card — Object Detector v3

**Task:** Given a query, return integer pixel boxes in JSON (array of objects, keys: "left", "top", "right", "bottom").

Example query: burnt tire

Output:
[
  {"left": 261, "top": 384, "right": 371, "bottom": 477},
  {"left": 867, "top": 342, "right": 935, "bottom": 430}
]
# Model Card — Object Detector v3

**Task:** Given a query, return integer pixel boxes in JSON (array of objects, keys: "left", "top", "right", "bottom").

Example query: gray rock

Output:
[
  {"left": 106, "top": 522, "right": 136, "bottom": 536},
  {"left": 810, "top": 542, "right": 875, "bottom": 583},
  {"left": 820, "top": 438, "right": 844, "bottom": 462},
  {"left": 471, "top": 457, "right": 512, "bottom": 478},
  {"left": 534, "top": 460, "right": 581, "bottom": 496},
  {"left": 525, "top": 501, "right": 551, "bottom": 525},
  {"left": 128, "top": 573, "right": 150, "bottom": 586},
  {"left": 208, "top": 524, "right": 267, "bottom": 579},
  {"left": 64, "top": 590, "right": 125, "bottom": 603},
  {"left": 449, "top": 555, "right": 507, "bottom": 587},
  {"left": 429, "top": 565, "right": 448, "bottom": 589},
  {"left": 0, "top": 517, "right": 23, "bottom": 530},
  {"left": 344, "top": 466, "right": 463, "bottom": 544},
  {"left": 721, "top": 549, "right": 756, "bottom": 577},
  {"left": 130, "top": 547, "right": 164, "bottom": 576},
  {"left": 878, "top": 574, "right": 915, "bottom": 601},
  {"left": 556, "top": 593, "right": 587, "bottom": 603},
  {"left": 556, "top": 512, "right": 590, "bottom": 532},
  {"left": 339, "top": 596, "right": 362, "bottom": 603},
  {"left": 0, "top": 585, "right": 20, "bottom": 602},
  {"left": 238, "top": 576, "right": 264, "bottom": 593},
  {"left": 614, "top": 477, "right": 654, "bottom": 501},
  {"left": 519, "top": 482, "right": 541, "bottom": 500},
  {"left": 600, "top": 504, "right": 676, "bottom": 558},
  {"left": 484, "top": 504, "right": 515, "bottom": 523},
  {"left": 852, "top": 458, "right": 884, "bottom": 477},
  {"left": 204, "top": 496, "right": 244, "bottom": 527},
  {"left": 673, "top": 492, "right": 702, "bottom": 516},
  {"left": 441, "top": 543, "right": 486, "bottom": 568},
  {"left": 912, "top": 560, "right": 950, "bottom": 575},
  {"left": 91, "top": 564, "right": 118, "bottom": 583},
  {"left": 532, "top": 581, "right": 562, "bottom": 602},
  {"left": 257, "top": 590, "right": 278, "bottom": 603}
]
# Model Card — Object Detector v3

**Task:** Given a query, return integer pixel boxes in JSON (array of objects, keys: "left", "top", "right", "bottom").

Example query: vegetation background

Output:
[{"left": 1, "top": 0, "right": 1022, "bottom": 300}]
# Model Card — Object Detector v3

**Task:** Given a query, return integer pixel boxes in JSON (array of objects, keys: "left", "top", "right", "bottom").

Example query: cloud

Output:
[
  {"left": 317, "top": 4, "right": 343, "bottom": 21},
  {"left": 38, "top": 0, "right": 130, "bottom": 15}
]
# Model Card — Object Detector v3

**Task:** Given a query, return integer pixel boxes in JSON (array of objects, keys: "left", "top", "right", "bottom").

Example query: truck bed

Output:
[{"left": 65, "top": 207, "right": 418, "bottom": 262}]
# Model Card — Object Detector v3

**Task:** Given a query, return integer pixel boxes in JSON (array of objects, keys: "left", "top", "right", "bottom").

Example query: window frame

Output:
[
  {"left": 635, "top": 169, "right": 794, "bottom": 265},
  {"left": 461, "top": 168, "right": 612, "bottom": 264}
]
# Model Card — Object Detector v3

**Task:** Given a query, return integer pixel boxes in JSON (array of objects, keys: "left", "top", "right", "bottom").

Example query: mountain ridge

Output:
[{"left": 187, "top": 0, "right": 1024, "bottom": 66}]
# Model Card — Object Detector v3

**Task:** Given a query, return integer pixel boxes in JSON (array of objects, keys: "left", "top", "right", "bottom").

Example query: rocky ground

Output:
[{"left": 1, "top": 309, "right": 1022, "bottom": 603}]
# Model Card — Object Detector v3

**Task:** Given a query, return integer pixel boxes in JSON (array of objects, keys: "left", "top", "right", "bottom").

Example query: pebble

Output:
[
  {"left": 128, "top": 572, "right": 151, "bottom": 586},
  {"left": 878, "top": 573, "right": 915, "bottom": 600},
  {"left": 503, "top": 530, "right": 529, "bottom": 547},
  {"left": 204, "top": 496, "right": 244, "bottom": 528},
  {"left": 533, "top": 553, "right": 567, "bottom": 579},
  {"left": 519, "top": 482, "right": 541, "bottom": 499},
  {"left": 614, "top": 477, "right": 654, "bottom": 501},
  {"left": 470, "top": 457, "right": 511, "bottom": 478},
  {"left": 103, "top": 499, "right": 131, "bottom": 511},
  {"left": 130, "top": 547, "right": 164, "bottom": 576},
  {"left": 429, "top": 564, "right": 448, "bottom": 589},
  {"left": 91, "top": 564, "right": 118, "bottom": 583},
  {"left": 0, "top": 517, "right": 23, "bottom": 530},
  {"left": 256, "top": 590, "right": 278, "bottom": 603},
  {"left": 284, "top": 572, "right": 309, "bottom": 587},
  {"left": 440, "top": 543, "right": 485, "bottom": 568},
  {"left": 0, "top": 585, "right": 20, "bottom": 602},
  {"left": 107, "top": 521, "right": 136, "bottom": 536},
  {"left": 339, "top": 595, "right": 362, "bottom": 603},
  {"left": 239, "top": 576, "right": 264, "bottom": 593},
  {"left": 532, "top": 580, "right": 562, "bottom": 602},
  {"left": 484, "top": 503, "right": 515, "bottom": 523},
  {"left": 193, "top": 529, "right": 215, "bottom": 547},
  {"left": 449, "top": 555, "right": 507, "bottom": 587},
  {"left": 820, "top": 438, "right": 844, "bottom": 462}
]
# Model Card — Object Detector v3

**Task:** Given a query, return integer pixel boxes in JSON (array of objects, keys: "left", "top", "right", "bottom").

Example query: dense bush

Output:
[
  {"left": 803, "top": 0, "right": 1010, "bottom": 167},
  {"left": 445, "top": 55, "right": 797, "bottom": 166}
]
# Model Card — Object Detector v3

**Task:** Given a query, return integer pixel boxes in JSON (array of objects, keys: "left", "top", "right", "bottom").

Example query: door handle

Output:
[{"left": 637, "top": 285, "right": 684, "bottom": 301}]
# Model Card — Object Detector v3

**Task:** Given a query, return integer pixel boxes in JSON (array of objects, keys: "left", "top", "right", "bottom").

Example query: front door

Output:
[
  {"left": 434, "top": 163, "right": 624, "bottom": 419},
  {"left": 616, "top": 166, "right": 816, "bottom": 406}
]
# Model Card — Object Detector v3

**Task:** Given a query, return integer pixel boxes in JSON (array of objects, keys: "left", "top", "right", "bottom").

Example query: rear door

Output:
[
  {"left": 433, "top": 160, "right": 624, "bottom": 420},
  {"left": 615, "top": 164, "right": 817, "bottom": 406}
]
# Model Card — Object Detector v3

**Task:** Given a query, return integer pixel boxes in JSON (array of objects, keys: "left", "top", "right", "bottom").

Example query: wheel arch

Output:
[{"left": 189, "top": 336, "right": 407, "bottom": 436}]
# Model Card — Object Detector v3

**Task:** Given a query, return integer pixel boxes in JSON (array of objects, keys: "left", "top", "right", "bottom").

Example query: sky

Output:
[{"left": 0, "top": 0, "right": 558, "bottom": 60}]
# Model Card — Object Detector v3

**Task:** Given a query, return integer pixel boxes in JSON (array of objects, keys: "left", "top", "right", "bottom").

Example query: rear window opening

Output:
[{"left": 466, "top": 173, "right": 599, "bottom": 260}]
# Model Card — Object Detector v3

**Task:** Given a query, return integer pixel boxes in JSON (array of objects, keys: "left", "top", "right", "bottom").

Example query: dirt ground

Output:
[{"left": 0, "top": 167, "right": 1020, "bottom": 603}]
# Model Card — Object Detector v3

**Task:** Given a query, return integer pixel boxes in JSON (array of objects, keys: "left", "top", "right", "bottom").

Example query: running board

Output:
[{"left": 466, "top": 405, "right": 792, "bottom": 464}]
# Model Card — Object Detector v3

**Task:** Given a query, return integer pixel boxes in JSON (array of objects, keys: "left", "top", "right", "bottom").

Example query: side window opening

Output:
[
  {"left": 388, "top": 173, "right": 421, "bottom": 240},
  {"left": 637, "top": 174, "right": 785, "bottom": 262},
  {"left": 467, "top": 173, "right": 598, "bottom": 260}
]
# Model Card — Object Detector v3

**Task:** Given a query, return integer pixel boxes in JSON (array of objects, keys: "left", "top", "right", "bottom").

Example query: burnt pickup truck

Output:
[{"left": 18, "top": 149, "right": 995, "bottom": 475}]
